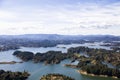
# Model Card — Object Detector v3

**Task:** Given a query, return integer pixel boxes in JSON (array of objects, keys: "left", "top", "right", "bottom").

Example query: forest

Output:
[
  {"left": 0, "top": 70, "right": 30, "bottom": 80},
  {"left": 40, "top": 73, "right": 75, "bottom": 80}
]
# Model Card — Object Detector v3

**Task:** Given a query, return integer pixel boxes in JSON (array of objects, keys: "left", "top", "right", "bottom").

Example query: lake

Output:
[{"left": 0, "top": 43, "right": 118, "bottom": 80}]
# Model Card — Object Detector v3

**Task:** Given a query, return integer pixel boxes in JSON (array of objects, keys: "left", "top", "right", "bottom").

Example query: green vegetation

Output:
[
  {"left": 68, "top": 46, "right": 120, "bottom": 68},
  {"left": 13, "top": 51, "right": 34, "bottom": 61},
  {"left": 40, "top": 73, "right": 75, "bottom": 80},
  {"left": 13, "top": 46, "right": 120, "bottom": 78},
  {"left": 76, "top": 56, "right": 120, "bottom": 78},
  {"left": 0, "top": 70, "right": 30, "bottom": 80},
  {"left": 34, "top": 51, "right": 67, "bottom": 64},
  {"left": 13, "top": 50, "right": 74, "bottom": 64},
  {"left": 67, "top": 46, "right": 120, "bottom": 78},
  {"left": 80, "top": 63, "right": 120, "bottom": 78}
]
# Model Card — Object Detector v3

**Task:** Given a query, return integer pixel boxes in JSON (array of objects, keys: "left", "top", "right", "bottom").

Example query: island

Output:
[
  {"left": 68, "top": 46, "right": 120, "bottom": 68},
  {"left": 13, "top": 51, "right": 34, "bottom": 61},
  {"left": 40, "top": 73, "right": 75, "bottom": 80},
  {"left": 67, "top": 46, "right": 120, "bottom": 78},
  {"left": 0, "top": 61, "right": 23, "bottom": 64},
  {"left": 12, "top": 46, "right": 120, "bottom": 78},
  {"left": 64, "top": 64, "right": 77, "bottom": 68},
  {"left": 13, "top": 50, "right": 73, "bottom": 64},
  {"left": 78, "top": 63, "right": 120, "bottom": 78},
  {"left": 0, "top": 70, "right": 30, "bottom": 80}
]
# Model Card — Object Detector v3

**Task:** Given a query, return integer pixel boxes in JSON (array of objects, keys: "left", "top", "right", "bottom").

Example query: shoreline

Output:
[
  {"left": 77, "top": 70, "right": 118, "bottom": 79},
  {"left": 0, "top": 61, "right": 23, "bottom": 64},
  {"left": 64, "top": 64, "right": 77, "bottom": 68}
]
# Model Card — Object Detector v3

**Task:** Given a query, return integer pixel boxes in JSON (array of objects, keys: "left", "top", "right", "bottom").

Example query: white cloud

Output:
[{"left": 0, "top": 1, "right": 120, "bottom": 35}]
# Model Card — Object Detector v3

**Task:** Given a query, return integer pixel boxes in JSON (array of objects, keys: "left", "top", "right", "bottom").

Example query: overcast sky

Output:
[{"left": 0, "top": 0, "right": 120, "bottom": 35}]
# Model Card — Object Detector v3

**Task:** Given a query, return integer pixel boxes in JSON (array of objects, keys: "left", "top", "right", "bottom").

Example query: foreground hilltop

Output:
[
  {"left": 0, "top": 70, "right": 30, "bottom": 80},
  {"left": 40, "top": 74, "right": 74, "bottom": 80}
]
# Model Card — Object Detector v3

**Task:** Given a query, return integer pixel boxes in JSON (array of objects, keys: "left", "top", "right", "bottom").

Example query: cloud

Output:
[{"left": 0, "top": 0, "right": 120, "bottom": 35}]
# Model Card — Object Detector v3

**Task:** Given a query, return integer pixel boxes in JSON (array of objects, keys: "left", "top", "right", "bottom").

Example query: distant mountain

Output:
[{"left": 0, "top": 34, "right": 120, "bottom": 41}]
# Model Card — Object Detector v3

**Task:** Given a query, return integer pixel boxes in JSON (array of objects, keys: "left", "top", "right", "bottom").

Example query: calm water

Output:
[
  {"left": 0, "top": 43, "right": 119, "bottom": 80},
  {"left": 19, "top": 42, "right": 110, "bottom": 53}
]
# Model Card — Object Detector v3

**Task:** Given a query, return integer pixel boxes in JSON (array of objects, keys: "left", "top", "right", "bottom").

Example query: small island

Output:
[
  {"left": 40, "top": 74, "right": 75, "bottom": 80},
  {"left": 0, "top": 70, "right": 30, "bottom": 80},
  {"left": 64, "top": 64, "right": 77, "bottom": 68},
  {"left": 0, "top": 61, "right": 23, "bottom": 64}
]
